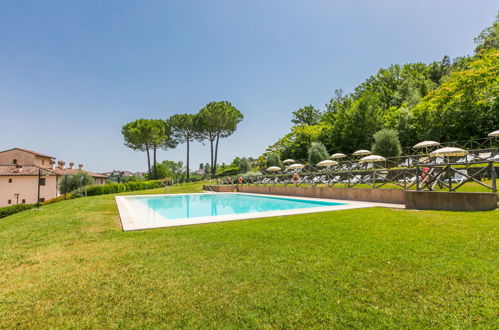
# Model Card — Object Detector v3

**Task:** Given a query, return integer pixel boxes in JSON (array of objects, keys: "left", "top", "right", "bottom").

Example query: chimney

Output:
[
  {"left": 78, "top": 164, "right": 84, "bottom": 171},
  {"left": 52, "top": 163, "right": 56, "bottom": 170},
  {"left": 69, "top": 162, "right": 75, "bottom": 170},
  {"left": 58, "top": 161, "right": 65, "bottom": 170}
]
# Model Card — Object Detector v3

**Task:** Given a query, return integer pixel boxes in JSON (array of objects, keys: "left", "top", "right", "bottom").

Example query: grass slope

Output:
[{"left": 0, "top": 183, "right": 497, "bottom": 328}]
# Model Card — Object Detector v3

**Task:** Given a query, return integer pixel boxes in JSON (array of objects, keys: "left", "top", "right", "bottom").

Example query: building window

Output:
[
  {"left": 39, "top": 178, "right": 46, "bottom": 186},
  {"left": 12, "top": 159, "right": 17, "bottom": 164},
  {"left": 8, "top": 200, "right": 11, "bottom": 204},
  {"left": 38, "top": 198, "right": 45, "bottom": 203},
  {"left": 8, "top": 178, "right": 12, "bottom": 183},
  {"left": 42, "top": 160, "right": 45, "bottom": 165},
  {"left": 22, "top": 199, "right": 26, "bottom": 204}
]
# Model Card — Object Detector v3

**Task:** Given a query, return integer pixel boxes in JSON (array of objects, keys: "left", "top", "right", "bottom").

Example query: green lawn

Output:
[{"left": 0, "top": 182, "right": 497, "bottom": 328}]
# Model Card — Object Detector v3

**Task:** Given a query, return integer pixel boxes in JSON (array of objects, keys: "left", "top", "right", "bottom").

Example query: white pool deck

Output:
[{"left": 115, "top": 192, "right": 404, "bottom": 231}]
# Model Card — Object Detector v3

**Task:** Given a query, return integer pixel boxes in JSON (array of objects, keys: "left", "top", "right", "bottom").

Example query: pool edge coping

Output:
[{"left": 115, "top": 192, "right": 404, "bottom": 231}]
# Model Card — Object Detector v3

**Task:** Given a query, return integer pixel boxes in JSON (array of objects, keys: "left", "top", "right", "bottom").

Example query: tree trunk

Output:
[
  {"left": 213, "top": 134, "right": 220, "bottom": 177},
  {"left": 153, "top": 145, "right": 157, "bottom": 180},
  {"left": 146, "top": 146, "right": 151, "bottom": 179},
  {"left": 210, "top": 136, "right": 214, "bottom": 178},
  {"left": 186, "top": 139, "right": 190, "bottom": 181}
]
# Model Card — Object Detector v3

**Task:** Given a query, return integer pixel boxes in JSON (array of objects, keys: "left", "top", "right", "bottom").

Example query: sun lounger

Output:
[
  {"left": 450, "top": 170, "right": 467, "bottom": 184},
  {"left": 476, "top": 152, "right": 491, "bottom": 161}
]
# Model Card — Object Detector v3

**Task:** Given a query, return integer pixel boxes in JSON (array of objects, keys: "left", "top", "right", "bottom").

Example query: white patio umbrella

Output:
[
  {"left": 429, "top": 147, "right": 468, "bottom": 157},
  {"left": 352, "top": 149, "right": 372, "bottom": 156},
  {"left": 330, "top": 153, "right": 346, "bottom": 159},
  {"left": 266, "top": 166, "right": 281, "bottom": 172},
  {"left": 414, "top": 140, "right": 441, "bottom": 155},
  {"left": 287, "top": 163, "right": 305, "bottom": 170},
  {"left": 488, "top": 130, "right": 499, "bottom": 137},
  {"left": 414, "top": 141, "right": 440, "bottom": 149},
  {"left": 359, "top": 155, "right": 386, "bottom": 163},
  {"left": 317, "top": 160, "right": 338, "bottom": 167},
  {"left": 430, "top": 147, "right": 468, "bottom": 164},
  {"left": 282, "top": 159, "right": 296, "bottom": 164}
]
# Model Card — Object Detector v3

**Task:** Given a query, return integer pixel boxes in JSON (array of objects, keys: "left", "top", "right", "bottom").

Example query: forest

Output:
[{"left": 260, "top": 15, "right": 498, "bottom": 163}]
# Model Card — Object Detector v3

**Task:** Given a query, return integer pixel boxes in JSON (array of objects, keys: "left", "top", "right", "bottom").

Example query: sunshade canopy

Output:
[
  {"left": 488, "top": 130, "right": 499, "bottom": 137},
  {"left": 317, "top": 160, "right": 338, "bottom": 167},
  {"left": 359, "top": 155, "right": 386, "bottom": 163},
  {"left": 287, "top": 163, "right": 305, "bottom": 170},
  {"left": 329, "top": 153, "right": 346, "bottom": 159},
  {"left": 282, "top": 159, "right": 296, "bottom": 164},
  {"left": 430, "top": 147, "right": 468, "bottom": 157},
  {"left": 266, "top": 166, "right": 281, "bottom": 172},
  {"left": 414, "top": 141, "right": 440, "bottom": 149},
  {"left": 352, "top": 150, "right": 372, "bottom": 156}
]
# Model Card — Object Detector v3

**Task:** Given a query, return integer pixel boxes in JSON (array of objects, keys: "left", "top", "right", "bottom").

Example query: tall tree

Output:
[
  {"left": 122, "top": 119, "right": 176, "bottom": 179},
  {"left": 150, "top": 120, "right": 177, "bottom": 180},
  {"left": 168, "top": 114, "right": 201, "bottom": 180},
  {"left": 198, "top": 101, "right": 244, "bottom": 177},
  {"left": 122, "top": 119, "right": 153, "bottom": 178},
  {"left": 291, "top": 105, "right": 322, "bottom": 126},
  {"left": 474, "top": 13, "right": 499, "bottom": 53}
]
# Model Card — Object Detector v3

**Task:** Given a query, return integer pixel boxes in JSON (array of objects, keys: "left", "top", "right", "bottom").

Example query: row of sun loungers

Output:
[{"left": 227, "top": 168, "right": 471, "bottom": 189}]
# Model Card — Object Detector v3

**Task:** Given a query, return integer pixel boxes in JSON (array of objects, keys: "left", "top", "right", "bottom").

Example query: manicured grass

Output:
[{"left": 0, "top": 182, "right": 497, "bottom": 328}]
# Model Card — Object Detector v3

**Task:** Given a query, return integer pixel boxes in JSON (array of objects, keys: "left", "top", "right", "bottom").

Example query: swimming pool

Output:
[{"left": 115, "top": 193, "right": 369, "bottom": 231}]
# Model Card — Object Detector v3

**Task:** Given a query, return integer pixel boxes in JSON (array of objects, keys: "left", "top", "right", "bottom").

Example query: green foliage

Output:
[
  {"left": 474, "top": 14, "right": 499, "bottom": 53},
  {"left": 412, "top": 50, "right": 499, "bottom": 142},
  {"left": 308, "top": 141, "right": 329, "bottom": 165},
  {"left": 198, "top": 101, "right": 244, "bottom": 175},
  {"left": 151, "top": 160, "right": 185, "bottom": 182},
  {"left": 0, "top": 203, "right": 35, "bottom": 219},
  {"left": 168, "top": 113, "right": 202, "bottom": 179},
  {"left": 265, "top": 152, "right": 281, "bottom": 168},
  {"left": 238, "top": 157, "right": 251, "bottom": 173},
  {"left": 122, "top": 119, "right": 177, "bottom": 179},
  {"left": 264, "top": 18, "right": 499, "bottom": 158},
  {"left": 41, "top": 194, "right": 73, "bottom": 205},
  {"left": 85, "top": 180, "right": 165, "bottom": 196},
  {"left": 372, "top": 129, "right": 402, "bottom": 157},
  {"left": 291, "top": 105, "right": 322, "bottom": 126},
  {"left": 59, "top": 173, "right": 95, "bottom": 194}
]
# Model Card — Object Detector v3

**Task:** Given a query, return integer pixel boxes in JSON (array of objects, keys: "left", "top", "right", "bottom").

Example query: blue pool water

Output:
[{"left": 134, "top": 193, "right": 344, "bottom": 220}]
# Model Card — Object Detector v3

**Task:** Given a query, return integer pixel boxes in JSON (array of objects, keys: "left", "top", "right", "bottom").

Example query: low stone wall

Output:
[
  {"left": 203, "top": 185, "right": 237, "bottom": 192},
  {"left": 203, "top": 185, "right": 498, "bottom": 211},
  {"left": 405, "top": 191, "right": 498, "bottom": 211},
  {"left": 236, "top": 185, "right": 405, "bottom": 204}
]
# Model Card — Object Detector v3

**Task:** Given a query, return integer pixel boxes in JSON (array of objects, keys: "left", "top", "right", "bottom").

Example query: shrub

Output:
[
  {"left": 239, "top": 158, "right": 251, "bottom": 173},
  {"left": 40, "top": 194, "right": 73, "bottom": 206},
  {"left": 84, "top": 180, "right": 165, "bottom": 196},
  {"left": 59, "top": 173, "right": 95, "bottom": 194},
  {"left": 372, "top": 128, "right": 402, "bottom": 157},
  {"left": 265, "top": 153, "right": 281, "bottom": 168},
  {"left": 308, "top": 142, "right": 329, "bottom": 165},
  {"left": 0, "top": 204, "right": 35, "bottom": 219}
]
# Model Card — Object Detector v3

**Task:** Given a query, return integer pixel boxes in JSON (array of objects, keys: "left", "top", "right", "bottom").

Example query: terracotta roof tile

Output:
[
  {"left": 0, "top": 147, "right": 55, "bottom": 159},
  {"left": 52, "top": 168, "right": 107, "bottom": 178},
  {"left": 0, "top": 165, "right": 57, "bottom": 176}
]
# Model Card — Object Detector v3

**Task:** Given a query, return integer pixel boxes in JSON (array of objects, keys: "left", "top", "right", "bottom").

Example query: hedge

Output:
[
  {"left": 41, "top": 193, "right": 72, "bottom": 206},
  {"left": 84, "top": 180, "right": 165, "bottom": 196},
  {"left": 0, "top": 204, "right": 36, "bottom": 219}
]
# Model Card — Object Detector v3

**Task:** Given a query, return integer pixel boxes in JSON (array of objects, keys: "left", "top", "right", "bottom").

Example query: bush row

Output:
[
  {"left": 0, "top": 204, "right": 36, "bottom": 219},
  {"left": 84, "top": 180, "right": 165, "bottom": 196},
  {"left": 41, "top": 193, "right": 73, "bottom": 206}
]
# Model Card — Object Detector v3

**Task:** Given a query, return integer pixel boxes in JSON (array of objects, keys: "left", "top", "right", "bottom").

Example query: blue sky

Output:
[{"left": 0, "top": 0, "right": 497, "bottom": 172}]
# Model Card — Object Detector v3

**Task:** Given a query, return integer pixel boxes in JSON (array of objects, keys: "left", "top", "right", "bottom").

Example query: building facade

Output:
[{"left": 0, "top": 148, "right": 107, "bottom": 207}]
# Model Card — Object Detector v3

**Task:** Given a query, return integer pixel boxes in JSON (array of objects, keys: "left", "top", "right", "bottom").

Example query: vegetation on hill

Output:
[{"left": 262, "top": 15, "right": 499, "bottom": 162}]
